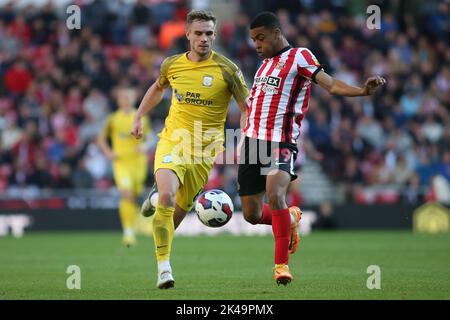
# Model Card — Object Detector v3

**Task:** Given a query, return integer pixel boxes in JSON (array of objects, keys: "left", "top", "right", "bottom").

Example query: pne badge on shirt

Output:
[{"left": 202, "top": 75, "right": 213, "bottom": 87}]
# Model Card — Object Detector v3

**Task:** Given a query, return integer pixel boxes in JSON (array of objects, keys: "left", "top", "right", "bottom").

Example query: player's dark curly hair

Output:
[
  {"left": 250, "top": 11, "right": 281, "bottom": 30},
  {"left": 187, "top": 10, "right": 217, "bottom": 26}
]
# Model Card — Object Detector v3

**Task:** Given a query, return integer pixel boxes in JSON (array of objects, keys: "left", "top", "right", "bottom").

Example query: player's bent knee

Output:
[
  {"left": 243, "top": 212, "right": 260, "bottom": 225},
  {"left": 158, "top": 191, "right": 177, "bottom": 207}
]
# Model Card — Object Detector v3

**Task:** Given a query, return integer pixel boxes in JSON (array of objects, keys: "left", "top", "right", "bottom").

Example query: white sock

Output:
[
  {"left": 158, "top": 260, "right": 171, "bottom": 273},
  {"left": 150, "top": 193, "right": 159, "bottom": 207},
  {"left": 124, "top": 228, "right": 134, "bottom": 237}
]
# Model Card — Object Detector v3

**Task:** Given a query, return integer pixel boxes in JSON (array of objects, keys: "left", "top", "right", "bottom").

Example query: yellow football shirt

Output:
[
  {"left": 157, "top": 50, "right": 249, "bottom": 156},
  {"left": 102, "top": 109, "right": 151, "bottom": 162}
]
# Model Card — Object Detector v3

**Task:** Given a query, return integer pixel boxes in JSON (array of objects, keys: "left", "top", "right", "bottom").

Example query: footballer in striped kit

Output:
[{"left": 238, "top": 12, "right": 386, "bottom": 286}]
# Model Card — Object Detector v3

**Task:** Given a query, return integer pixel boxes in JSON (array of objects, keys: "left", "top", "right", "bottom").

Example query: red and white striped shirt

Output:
[{"left": 244, "top": 46, "right": 322, "bottom": 143}]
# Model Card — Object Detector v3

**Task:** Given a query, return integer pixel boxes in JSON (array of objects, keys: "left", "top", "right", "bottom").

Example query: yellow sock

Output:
[
  {"left": 152, "top": 204, "right": 175, "bottom": 262},
  {"left": 119, "top": 198, "right": 138, "bottom": 231}
]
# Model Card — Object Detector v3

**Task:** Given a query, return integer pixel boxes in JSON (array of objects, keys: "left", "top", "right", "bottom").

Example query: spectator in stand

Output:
[
  {"left": 27, "top": 153, "right": 53, "bottom": 189},
  {"left": 404, "top": 173, "right": 425, "bottom": 204},
  {"left": 158, "top": 13, "right": 186, "bottom": 52},
  {"left": 83, "top": 0, "right": 109, "bottom": 37},
  {"left": 130, "top": 0, "right": 153, "bottom": 47},
  {"left": 108, "top": 0, "right": 132, "bottom": 45},
  {"left": 4, "top": 59, "right": 33, "bottom": 97},
  {"left": 72, "top": 158, "right": 94, "bottom": 189},
  {"left": 392, "top": 155, "right": 414, "bottom": 187},
  {"left": 437, "top": 150, "right": 450, "bottom": 182}
]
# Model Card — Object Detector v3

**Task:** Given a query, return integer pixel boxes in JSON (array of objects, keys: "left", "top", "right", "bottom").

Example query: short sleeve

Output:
[
  {"left": 158, "top": 58, "right": 171, "bottom": 89},
  {"left": 297, "top": 49, "right": 323, "bottom": 83},
  {"left": 212, "top": 53, "right": 250, "bottom": 103},
  {"left": 230, "top": 68, "right": 249, "bottom": 103}
]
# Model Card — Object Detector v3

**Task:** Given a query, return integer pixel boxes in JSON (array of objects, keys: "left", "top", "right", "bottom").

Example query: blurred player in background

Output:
[
  {"left": 98, "top": 86, "right": 152, "bottom": 247},
  {"left": 131, "top": 10, "right": 249, "bottom": 289},
  {"left": 239, "top": 12, "right": 386, "bottom": 285}
]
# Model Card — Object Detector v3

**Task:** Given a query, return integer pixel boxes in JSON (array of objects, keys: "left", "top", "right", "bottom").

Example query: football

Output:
[{"left": 195, "top": 189, "right": 234, "bottom": 227}]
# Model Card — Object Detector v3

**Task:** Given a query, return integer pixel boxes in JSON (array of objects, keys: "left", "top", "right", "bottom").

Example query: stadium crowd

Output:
[{"left": 0, "top": 0, "right": 449, "bottom": 206}]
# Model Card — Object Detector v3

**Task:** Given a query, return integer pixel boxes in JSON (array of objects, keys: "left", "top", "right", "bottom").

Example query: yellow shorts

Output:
[
  {"left": 154, "top": 139, "right": 216, "bottom": 212},
  {"left": 113, "top": 157, "right": 147, "bottom": 196}
]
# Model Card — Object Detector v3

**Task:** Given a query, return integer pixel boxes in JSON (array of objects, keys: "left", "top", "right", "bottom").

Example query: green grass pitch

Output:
[{"left": 0, "top": 231, "right": 449, "bottom": 300}]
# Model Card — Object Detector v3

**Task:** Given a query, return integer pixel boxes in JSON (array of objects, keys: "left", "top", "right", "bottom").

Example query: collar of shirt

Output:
[{"left": 266, "top": 45, "right": 293, "bottom": 61}]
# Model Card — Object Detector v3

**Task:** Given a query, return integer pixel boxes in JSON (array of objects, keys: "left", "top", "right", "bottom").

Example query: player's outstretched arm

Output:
[
  {"left": 131, "top": 81, "right": 166, "bottom": 139},
  {"left": 315, "top": 70, "right": 386, "bottom": 97}
]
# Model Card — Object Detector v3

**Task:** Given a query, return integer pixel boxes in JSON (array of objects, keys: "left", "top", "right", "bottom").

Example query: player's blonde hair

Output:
[{"left": 187, "top": 10, "right": 217, "bottom": 26}]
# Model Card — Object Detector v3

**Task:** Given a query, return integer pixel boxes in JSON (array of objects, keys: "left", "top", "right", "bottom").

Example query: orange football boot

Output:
[
  {"left": 274, "top": 263, "right": 293, "bottom": 286},
  {"left": 288, "top": 206, "right": 302, "bottom": 254}
]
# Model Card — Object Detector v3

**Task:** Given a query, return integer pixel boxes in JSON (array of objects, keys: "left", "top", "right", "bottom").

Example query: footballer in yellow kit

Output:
[
  {"left": 154, "top": 49, "right": 248, "bottom": 211},
  {"left": 98, "top": 87, "right": 152, "bottom": 247},
  {"left": 131, "top": 10, "right": 249, "bottom": 289}
]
